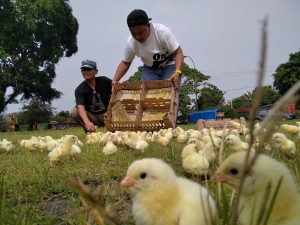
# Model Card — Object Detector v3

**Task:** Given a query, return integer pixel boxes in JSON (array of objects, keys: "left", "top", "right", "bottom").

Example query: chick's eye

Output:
[
  {"left": 229, "top": 168, "right": 239, "bottom": 175},
  {"left": 140, "top": 172, "right": 147, "bottom": 179}
]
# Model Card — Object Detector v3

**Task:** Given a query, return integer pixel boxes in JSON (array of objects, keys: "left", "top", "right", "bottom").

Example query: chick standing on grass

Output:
[
  {"left": 121, "top": 158, "right": 216, "bottom": 225},
  {"left": 102, "top": 141, "right": 118, "bottom": 155},
  {"left": 0, "top": 139, "right": 13, "bottom": 152},
  {"left": 272, "top": 132, "right": 296, "bottom": 157},
  {"left": 48, "top": 135, "right": 80, "bottom": 164},
  {"left": 214, "top": 152, "right": 300, "bottom": 225},
  {"left": 280, "top": 124, "right": 300, "bottom": 135},
  {"left": 225, "top": 134, "right": 255, "bottom": 152},
  {"left": 181, "top": 143, "right": 210, "bottom": 176}
]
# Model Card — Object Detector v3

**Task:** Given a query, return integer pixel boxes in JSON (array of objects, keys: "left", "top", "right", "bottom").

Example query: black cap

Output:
[{"left": 127, "top": 9, "right": 152, "bottom": 27}]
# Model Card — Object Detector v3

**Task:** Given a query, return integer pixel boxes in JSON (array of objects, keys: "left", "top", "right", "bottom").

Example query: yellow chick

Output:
[
  {"left": 102, "top": 141, "right": 118, "bottom": 155},
  {"left": 214, "top": 152, "right": 300, "bottom": 225},
  {"left": 201, "top": 142, "right": 217, "bottom": 164},
  {"left": 60, "top": 135, "right": 79, "bottom": 156},
  {"left": 48, "top": 146, "right": 62, "bottom": 164},
  {"left": 153, "top": 132, "right": 170, "bottom": 147},
  {"left": 280, "top": 124, "right": 300, "bottom": 135},
  {"left": 225, "top": 134, "right": 255, "bottom": 152},
  {"left": 182, "top": 143, "right": 210, "bottom": 176},
  {"left": 162, "top": 128, "right": 173, "bottom": 140},
  {"left": 214, "top": 128, "right": 230, "bottom": 138},
  {"left": 177, "top": 131, "right": 188, "bottom": 143},
  {"left": 121, "top": 158, "right": 216, "bottom": 225},
  {"left": 134, "top": 139, "right": 149, "bottom": 153},
  {"left": 272, "top": 133, "right": 296, "bottom": 157},
  {"left": 46, "top": 139, "right": 59, "bottom": 152},
  {"left": 229, "top": 120, "right": 241, "bottom": 129},
  {"left": 0, "top": 139, "right": 13, "bottom": 152},
  {"left": 48, "top": 135, "right": 79, "bottom": 164}
]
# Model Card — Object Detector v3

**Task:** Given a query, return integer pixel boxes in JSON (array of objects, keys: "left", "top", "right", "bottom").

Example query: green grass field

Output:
[{"left": 0, "top": 122, "right": 299, "bottom": 225}]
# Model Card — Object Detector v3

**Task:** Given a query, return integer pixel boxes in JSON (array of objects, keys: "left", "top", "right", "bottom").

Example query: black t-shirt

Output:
[{"left": 75, "top": 76, "right": 112, "bottom": 113}]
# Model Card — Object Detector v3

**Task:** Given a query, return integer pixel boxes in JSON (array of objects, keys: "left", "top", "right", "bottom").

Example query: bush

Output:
[{"left": 220, "top": 105, "right": 238, "bottom": 119}]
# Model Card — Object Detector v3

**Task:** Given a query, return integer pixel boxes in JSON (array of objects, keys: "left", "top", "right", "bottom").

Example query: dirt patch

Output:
[{"left": 40, "top": 192, "right": 71, "bottom": 218}]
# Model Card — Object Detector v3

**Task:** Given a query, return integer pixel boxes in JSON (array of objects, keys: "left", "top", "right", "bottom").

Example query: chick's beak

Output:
[
  {"left": 121, "top": 176, "right": 136, "bottom": 187},
  {"left": 212, "top": 171, "right": 228, "bottom": 183}
]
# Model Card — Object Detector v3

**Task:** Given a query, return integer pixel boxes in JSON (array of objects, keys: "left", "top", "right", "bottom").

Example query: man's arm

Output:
[
  {"left": 168, "top": 46, "right": 184, "bottom": 89},
  {"left": 77, "top": 105, "right": 96, "bottom": 132},
  {"left": 112, "top": 61, "right": 132, "bottom": 85}
]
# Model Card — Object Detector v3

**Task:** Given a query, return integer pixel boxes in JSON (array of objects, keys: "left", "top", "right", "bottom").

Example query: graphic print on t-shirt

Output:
[
  {"left": 151, "top": 51, "right": 174, "bottom": 68},
  {"left": 89, "top": 91, "right": 107, "bottom": 113}
]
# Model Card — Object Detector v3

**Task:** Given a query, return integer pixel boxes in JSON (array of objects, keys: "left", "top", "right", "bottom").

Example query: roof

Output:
[
  {"left": 190, "top": 109, "right": 220, "bottom": 115},
  {"left": 189, "top": 109, "right": 221, "bottom": 123}
]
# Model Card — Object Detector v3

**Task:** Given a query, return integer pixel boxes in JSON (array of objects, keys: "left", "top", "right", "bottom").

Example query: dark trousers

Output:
[{"left": 71, "top": 107, "right": 105, "bottom": 132}]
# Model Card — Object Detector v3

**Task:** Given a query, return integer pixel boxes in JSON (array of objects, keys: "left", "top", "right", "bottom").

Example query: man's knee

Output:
[{"left": 71, "top": 106, "right": 79, "bottom": 119}]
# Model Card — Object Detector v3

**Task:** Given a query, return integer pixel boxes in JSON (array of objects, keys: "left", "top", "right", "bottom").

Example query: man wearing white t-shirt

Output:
[{"left": 112, "top": 9, "right": 184, "bottom": 89}]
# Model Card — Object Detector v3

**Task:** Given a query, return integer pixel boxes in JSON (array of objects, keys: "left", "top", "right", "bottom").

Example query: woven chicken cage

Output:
[
  {"left": 104, "top": 80, "right": 179, "bottom": 131},
  {"left": 196, "top": 117, "right": 247, "bottom": 131}
]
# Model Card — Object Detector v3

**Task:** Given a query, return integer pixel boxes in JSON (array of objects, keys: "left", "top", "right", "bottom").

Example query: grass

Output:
[{"left": 0, "top": 121, "right": 299, "bottom": 224}]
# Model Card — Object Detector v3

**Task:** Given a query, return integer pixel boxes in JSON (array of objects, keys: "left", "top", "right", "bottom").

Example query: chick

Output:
[
  {"left": 225, "top": 134, "right": 255, "bottom": 152},
  {"left": 177, "top": 131, "right": 188, "bottom": 143},
  {"left": 229, "top": 120, "right": 241, "bottom": 129},
  {"left": 182, "top": 143, "right": 210, "bottom": 176},
  {"left": 121, "top": 158, "right": 216, "bottom": 225},
  {"left": 0, "top": 139, "right": 13, "bottom": 152},
  {"left": 48, "top": 146, "right": 62, "bottom": 164},
  {"left": 272, "top": 133, "right": 296, "bottom": 157},
  {"left": 280, "top": 124, "right": 300, "bottom": 135},
  {"left": 214, "top": 152, "right": 300, "bottom": 225},
  {"left": 201, "top": 142, "right": 217, "bottom": 164},
  {"left": 102, "top": 141, "right": 118, "bottom": 155},
  {"left": 134, "top": 139, "right": 149, "bottom": 153},
  {"left": 152, "top": 132, "right": 170, "bottom": 147},
  {"left": 48, "top": 135, "right": 79, "bottom": 164},
  {"left": 60, "top": 135, "right": 79, "bottom": 156}
]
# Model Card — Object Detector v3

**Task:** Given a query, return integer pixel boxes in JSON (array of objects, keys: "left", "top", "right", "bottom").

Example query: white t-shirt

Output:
[{"left": 123, "top": 23, "right": 180, "bottom": 68}]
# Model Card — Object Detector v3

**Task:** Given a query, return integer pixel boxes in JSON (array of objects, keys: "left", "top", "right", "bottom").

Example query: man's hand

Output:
[
  {"left": 168, "top": 72, "right": 181, "bottom": 90},
  {"left": 112, "top": 80, "right": 118, "bottom": 93},
  {"left": 85, "top": 121, "right": 96, "bottom": 132}
]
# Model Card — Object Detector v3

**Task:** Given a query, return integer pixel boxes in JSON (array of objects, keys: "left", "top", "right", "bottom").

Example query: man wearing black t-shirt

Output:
[{"left": 71, "top": 60, "right": 112, "bottom": 133}]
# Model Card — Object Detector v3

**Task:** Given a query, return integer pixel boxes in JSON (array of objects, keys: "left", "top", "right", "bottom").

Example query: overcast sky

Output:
[{"left": 6, "top": 0, "right": 300, "bottom": 113}]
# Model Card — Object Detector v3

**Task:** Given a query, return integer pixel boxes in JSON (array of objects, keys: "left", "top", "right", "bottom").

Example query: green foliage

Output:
[
  {"left": 20, "top": 98, "right": 54, "bottom": 123},
  {"left": 220, "top": 105, "right": 238, "bottom": 119},
  {"left": 197, "top": 83, "right": 225, "bottom": 110},
  {"left": 231, "top": 97, "right": 245, "bottom": 109},
  {"left": 51, "top": 110, "right": 71, "bottom": 123},
  {"left": 259, "top": 86, "right": 280, "bottom": 106},
  {"left": 178, "top": 91, "right": 192, "bottom": 119},
  {"left": 0, "top": 114, "right": 8, "bottom": 131},
  {"left": 126, "top": 66, "right": 142, "bottom": 82},
  {"left": 179, "top": 64, "right": 211, "bottom": 118},
  {"left": 273, "top": 51, "right": 300, "bottom": 95},
  {"left": 0, "top": 0, "right": 79, "bottom": 113}
]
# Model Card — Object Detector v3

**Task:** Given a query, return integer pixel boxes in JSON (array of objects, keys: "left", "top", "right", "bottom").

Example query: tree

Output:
[
  {"left": 257, "top": 85, "right": 280, "bottom": 106},
  {"left": 180, "top": 63, "right": 210, "bottom": 111},
  {"left": 197, "top": 84, "right": 224, "bottom": 110},
  {"left": 273, "top": 51, "right": 300, "bottom": 95},
  {"left": 52, "top": 110, "right": 71, "bottom": 123},
  {"left": 20, "top": 98, "right": 54, "bottom": 123},
  {"left": 0, "top": 0, "right": 78, "bottom": 113},
  {"left": 231, "top": 97, "right": 244, "bottom": 109},
  {"left": 127, "top": 66, "right": 142, "bottom": 82}
]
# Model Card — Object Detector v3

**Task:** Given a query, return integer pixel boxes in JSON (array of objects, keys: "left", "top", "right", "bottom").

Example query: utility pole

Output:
[{"left": 184, "top": 55, "right": 198, "bottom": 111}]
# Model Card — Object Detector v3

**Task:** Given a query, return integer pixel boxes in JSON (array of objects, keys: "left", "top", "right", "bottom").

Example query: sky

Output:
[{"left": 6, "top": 0, "right": 300, "bottom": 113}]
